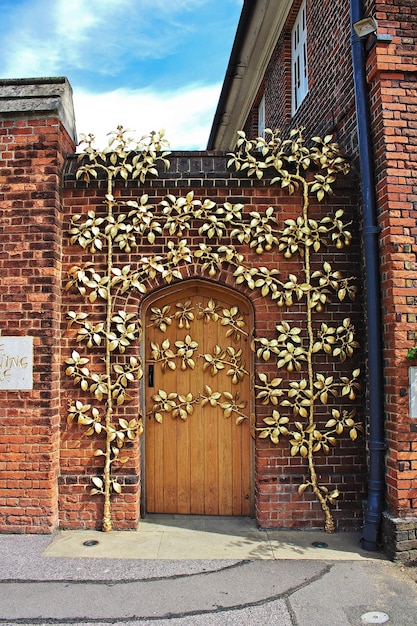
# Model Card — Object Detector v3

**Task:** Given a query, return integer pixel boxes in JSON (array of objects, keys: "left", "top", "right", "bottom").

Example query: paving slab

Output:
[{"left": 43, "top": 514, "right": 385, "bottom": 561}]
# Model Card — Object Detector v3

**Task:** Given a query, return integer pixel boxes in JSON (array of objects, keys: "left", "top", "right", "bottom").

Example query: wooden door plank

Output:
[
  {"left": 203, "top": 298, "right": 220, "bottom": 515},
  {"left": 160, "top": 313, "right": 179, "bottom": 513},
  {"left": 204, "top": 402, "right": 219, "bottom": 514},
  {"left": 218, "top": 406, "right": 233, "bottom": 515},
  {"left": 175, "top": 291, "right": 197, "bottom": 514},
  {"left": 176, "top": 354, "right": 192, "bottom": 514},
  {"left": 190, "top": 295, "right": 205, "bottom": 513},
  {"left": 145, "top": 408, "right": 156, "bottom": 513},
  {"left": 145, "top": 324, "right": 158, "bottom": 513},
  {"left": 232, "top": 413, "right": 243, "bottom": 516},
  {"left": 217, "top": 304, "right": 234, "bottom": 516},
  {"left": 190, "top": 410, "right": 205, "bottom": 513},
  {"left": 240, "top": 421, "right": 252, "bottom": 516}
]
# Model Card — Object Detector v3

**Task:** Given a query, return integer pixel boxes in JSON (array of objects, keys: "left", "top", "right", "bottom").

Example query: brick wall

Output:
[
  {"left": 366, "top": 1, "right": 417, "bottom": 557},
  {"left": 0, "top": 78, "right": 76, "bottom": 532},
  {"left": 244, "top": 0, "right": 357, "bottom": 156},
  {"left": 61, "top": 153, "right": 366, "bottom": 531},
  {"left": 241, "top": 0, "right": 417, "bottom": 557},
  {"left": 0, "top": 0, "right": 415, "bottom": 551},
  {"left": 0, "top": 80, "right": 367, "bottom": 534}
]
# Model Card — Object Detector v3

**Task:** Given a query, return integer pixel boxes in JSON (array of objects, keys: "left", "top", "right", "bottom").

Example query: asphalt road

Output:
[{"left": 0, "top": 533, "right": 416, "bottom": 625}]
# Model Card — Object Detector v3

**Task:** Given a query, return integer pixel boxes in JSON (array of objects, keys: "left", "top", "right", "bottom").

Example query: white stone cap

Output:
[{"left": 0, "top": 76, "right": 77, "bottom": 143}]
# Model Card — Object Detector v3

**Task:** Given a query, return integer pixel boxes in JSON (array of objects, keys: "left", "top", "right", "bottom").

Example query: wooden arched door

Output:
[{"left": 143, "top": 280, "right": 253, "bottom": 516}]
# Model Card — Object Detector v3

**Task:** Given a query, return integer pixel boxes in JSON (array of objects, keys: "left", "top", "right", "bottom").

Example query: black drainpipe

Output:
[{"left": 350, "top": 0, "right": 387, "bottom": 551}]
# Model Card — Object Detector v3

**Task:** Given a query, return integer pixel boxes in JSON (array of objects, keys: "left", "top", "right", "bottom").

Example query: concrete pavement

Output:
[{"left": 0, "top": 515, "right": 416, "bottom": 625}]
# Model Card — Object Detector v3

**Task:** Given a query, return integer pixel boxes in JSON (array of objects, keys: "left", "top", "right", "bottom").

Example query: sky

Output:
[{"left": 0, "top": 0, "right": 243, "bottom": 149}]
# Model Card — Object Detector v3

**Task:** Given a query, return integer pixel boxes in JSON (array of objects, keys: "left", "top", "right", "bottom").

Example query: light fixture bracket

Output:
[{"left": 353, "top": 16, "right": 378, "bottom": 38}]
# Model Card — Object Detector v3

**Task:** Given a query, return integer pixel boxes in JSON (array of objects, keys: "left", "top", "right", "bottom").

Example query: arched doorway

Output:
[{"left": 142, "top": 280, "right": 254, "bottom": 516}]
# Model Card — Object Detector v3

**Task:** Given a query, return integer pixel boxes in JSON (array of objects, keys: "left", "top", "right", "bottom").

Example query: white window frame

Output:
[
  {"left": 291, "top": 0, "right": 308, "bottom": 115},
  {"left": 258, "top": 94, "right": 265, "bottom": 137}
]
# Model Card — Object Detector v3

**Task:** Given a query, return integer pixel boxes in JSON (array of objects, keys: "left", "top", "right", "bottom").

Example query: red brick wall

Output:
[
  {"left": 60, "top": 153, "right": 366, "bottom": 530},
  {"left": 366, "top": 1, "right": 417, "bottom": 517},
  {"left": 0, "top": 118, "right": 367, "bottom": 532},
  {"left": 242, "top": 0, "right": 417, "bottom": 533},
  {"left": 1, "top": 0, "right": 415, "bottom": 537},
  {"left": 245, "top": 0, "right": 358, "bottom": 155},
  {"left": 0, "top": 116, "right": 75, "bottom": 532}
]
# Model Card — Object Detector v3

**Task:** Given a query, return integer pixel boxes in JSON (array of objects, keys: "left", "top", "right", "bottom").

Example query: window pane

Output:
[{"left": 291, "top": 0, "right": 308, "bottom": 115}]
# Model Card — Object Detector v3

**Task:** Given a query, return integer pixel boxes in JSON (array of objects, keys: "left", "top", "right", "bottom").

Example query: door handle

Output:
[{"left": 148, "top": 364, "right": 154, "bottom": 387}]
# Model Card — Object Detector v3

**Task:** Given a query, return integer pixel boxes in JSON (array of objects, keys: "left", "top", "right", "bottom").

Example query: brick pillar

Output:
[
  {"left": 0, "top": 77, "right": 76, "bottom": 532},
  {"left": 366, "top": 17, "right": 417, "bottom": 560}
]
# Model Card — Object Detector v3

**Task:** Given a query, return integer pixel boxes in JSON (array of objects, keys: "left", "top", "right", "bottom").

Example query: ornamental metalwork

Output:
[
  {"left": 146, "top": 297, "right": 250, "bottom": 424},
  {"left": 65, "top": 127, "right": 170, "bottom": 531},
  {"left": 228, "top": 128, "right": 362, "bottom": 532},
  {"left": 149, "top": 387, "right": 248, "bottom": 425},
  {"left": 66, "top": 125, "right": 362, "bottom": 533}
]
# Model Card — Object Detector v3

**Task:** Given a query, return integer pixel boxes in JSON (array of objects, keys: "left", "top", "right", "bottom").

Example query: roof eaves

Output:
[
  {"left": 207, "top": 0, "right": 292, "bottom": 151},
  {"left": 207, "top": 0, "right": 257, "bottom": 150}
]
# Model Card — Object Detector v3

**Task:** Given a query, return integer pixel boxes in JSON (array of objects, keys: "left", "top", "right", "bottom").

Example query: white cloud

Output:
[
  {"left": 1, "top": 0, "right": 239, "bottom": 150},
  {"left": 72, "top": 83, "right": 221, "bottom": 150},
  {"left": 1, "top": 0, "right": 211, "bottom": 78}
]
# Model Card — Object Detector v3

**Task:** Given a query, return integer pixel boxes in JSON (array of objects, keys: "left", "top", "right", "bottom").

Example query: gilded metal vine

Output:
[
  {"left": 65, "top": 127, "right": 170, "bottom": 531},
  {"left": 227, "top": 128, "right": 362, "bottom": 532},
  {"left": 66, "top": 125, "right": 362, "bottom": 533},
  {"left": 146, "top": 297, "right": 250, "bottom": 424}
]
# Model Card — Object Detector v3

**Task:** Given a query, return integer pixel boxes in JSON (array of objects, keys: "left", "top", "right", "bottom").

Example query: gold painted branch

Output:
[
  {"left": 228, "top": 127, "right": 362, "bottom": 532},
  {"left": 65, "top": 125, "right": 362, "bottom": 533}
]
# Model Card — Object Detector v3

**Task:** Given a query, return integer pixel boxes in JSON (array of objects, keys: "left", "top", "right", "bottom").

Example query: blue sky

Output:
[{"left": 0, "top": 0, "right": 243, "bottom": 149}]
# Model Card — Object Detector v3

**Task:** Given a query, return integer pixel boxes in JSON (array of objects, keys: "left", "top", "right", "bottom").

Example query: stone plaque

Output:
[
  {"left": 0, "top": 336, "right": 33, "bottom": 390},
  {"left": 409, "top": 367, "right": 417, "bottom": 419}
]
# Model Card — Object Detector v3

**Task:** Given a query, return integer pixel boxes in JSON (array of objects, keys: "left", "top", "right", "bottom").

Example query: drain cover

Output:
[
  {"left": 83, "top": 540, "right": 99, "bottom": 547},
  {"left": 311, "top": 541, "right": 328, "bottom": 548},
  {"left": 361, "top": 611, "right": 390, "bottom": 624}
]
